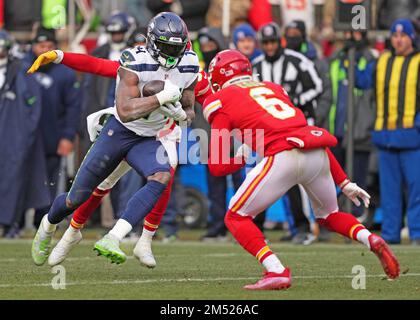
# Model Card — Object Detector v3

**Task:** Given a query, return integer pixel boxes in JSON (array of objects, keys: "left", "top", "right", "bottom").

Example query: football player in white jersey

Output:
[{"left": 31, "top": 12, "right": 199, "bottom": 266}]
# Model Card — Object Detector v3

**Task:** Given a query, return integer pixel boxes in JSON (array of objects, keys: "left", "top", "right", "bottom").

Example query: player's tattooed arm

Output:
[
  {"left": 116, "top": 68, "right": 161, "bottom": 123},
  {"left": 180, "top": 78, "right": 197, "bottom": 125}
]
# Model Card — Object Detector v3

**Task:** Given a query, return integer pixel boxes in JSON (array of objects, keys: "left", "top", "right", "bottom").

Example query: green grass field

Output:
[{"left": 1, "top": 231, "right": 419, "bottom": 300}]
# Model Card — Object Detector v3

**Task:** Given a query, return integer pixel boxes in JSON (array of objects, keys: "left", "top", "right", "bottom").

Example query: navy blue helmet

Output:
[
  {"left": 106, "top": 12, "right": 135, "bottom": 34},
  {"left": 146, "top": 12, "right": 189, "bottom": 69}
]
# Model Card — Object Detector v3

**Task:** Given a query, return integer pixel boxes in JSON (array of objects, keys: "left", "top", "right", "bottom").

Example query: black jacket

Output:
[{"left": 253, "top": 48, "right": 323, "bottom": 120}]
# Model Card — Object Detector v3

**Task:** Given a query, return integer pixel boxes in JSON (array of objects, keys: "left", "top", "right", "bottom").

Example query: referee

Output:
[
  {"left": 253, "top": 22, "right": 323, "bottom": 245},
  {"left": 356, "top": 19, "right": 420, "bottom": 245},
  {"left": 253, "top": 22, "right": 323, "bottom": 122}
]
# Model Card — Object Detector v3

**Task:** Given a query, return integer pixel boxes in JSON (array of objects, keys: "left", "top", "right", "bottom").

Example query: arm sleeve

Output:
[
  {"left": 61, "top": 71, "right": 82, "bottom": 141},
  {"left": 326, "top": 148, "right": 348, "bottom": 186},
  {"left": 195, "top": 86, "right": 212, "bottom": 106},
  {"left": 194, "top": 70, "right": 212, "bottom": 106},
  {"left": 208, "top": 113, "right": 246, "bottom": 177},
  {"left": 62, "top": 52, "right": 119, "bottom": 78}
]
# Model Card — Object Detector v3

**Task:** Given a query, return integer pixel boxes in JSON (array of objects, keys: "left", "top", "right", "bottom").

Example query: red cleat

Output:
[
  {"left": 369, "top": 234, "right": 400, "bottom": 279},
  {"left": 244, "top": 268, "right": 292, "bottom": 290}
]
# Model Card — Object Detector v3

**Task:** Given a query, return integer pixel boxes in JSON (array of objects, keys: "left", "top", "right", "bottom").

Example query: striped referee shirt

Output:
[{"left": 253, "top": 48, "right": 323, "bottom": 120}]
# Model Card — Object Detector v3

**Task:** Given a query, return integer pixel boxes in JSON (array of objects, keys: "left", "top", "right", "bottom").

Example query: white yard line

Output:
[
  {"left": 2, "top": 239, "right": 420, "bottom": 249},
  {"left": 0, "top": 252, "right": 328, "bottom": 262},
  {"left": 0, "top": 273, "right": 419, "bottom": 289}
]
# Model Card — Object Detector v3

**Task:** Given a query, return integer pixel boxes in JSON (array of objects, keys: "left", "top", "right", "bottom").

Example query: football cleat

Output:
[
  {"left": 94, "top": 234, "right": 126, "bottom": 264},
  {"left": 48, "top": 228, "right": 83, "bottom": 266},
  {"left": 31, "top": 215, "right": 57, "bottom": 266},
  {"left": 244, "top": 268, "right": 292, "bottom": 290},
  {"left": 133, "top": 239, "right": 156, "bottom": 268},
  {"left": 369, "top": 234, "right": 400, "bottom": 279}
]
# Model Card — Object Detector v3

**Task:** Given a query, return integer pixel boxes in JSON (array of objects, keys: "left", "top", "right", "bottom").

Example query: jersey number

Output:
[{"left": 249, "top": 87, "right": 296, "bottom": 120}]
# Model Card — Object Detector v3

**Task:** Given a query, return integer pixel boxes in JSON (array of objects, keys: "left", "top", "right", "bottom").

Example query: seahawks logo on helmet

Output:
[{"left": 146, "top": 12, "right": 188, "bottom": 69}]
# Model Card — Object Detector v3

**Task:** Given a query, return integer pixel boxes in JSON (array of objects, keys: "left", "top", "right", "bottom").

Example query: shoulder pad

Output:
[
  {"left": 178, "top": 50, "right": 199, "bottom": 69},
  {"left": 203, "top": 96, "right": 222, "bottom": 122},
  {"left": 119, "top": 48, "right": 137, "bottom": 67},
  {"left": 119, "top": 46, "right": 160, "bottom": 72},
  {"left": 119, "top": 46, "right": 150, "bottom": 65}
]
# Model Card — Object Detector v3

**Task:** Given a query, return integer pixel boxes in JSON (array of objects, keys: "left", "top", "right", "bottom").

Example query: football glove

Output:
[
  {"left": 342, "top": 181, "right": 371, "bottom": 208},
  {"left": 27, "top": 50, "right": 62, "bottom": 74},
  {"left": 159, "top": 101, "right": 187, "bottom": 122},
  {"left": 155, "top": 80, "right": 182, "bottom": 106}
]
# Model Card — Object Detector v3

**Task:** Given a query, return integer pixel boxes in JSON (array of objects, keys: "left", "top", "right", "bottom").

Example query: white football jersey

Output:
[{"left": 114, "top": 45, "right": 199, "bottom": 136}]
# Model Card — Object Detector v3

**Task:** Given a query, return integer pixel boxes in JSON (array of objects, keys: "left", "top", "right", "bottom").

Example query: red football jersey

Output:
[
  {"left": 194, "top": 69, "right": 211, "bottom": 105},
  {"left": 203, "top": 80, "right": 308, "bottom": 156}
]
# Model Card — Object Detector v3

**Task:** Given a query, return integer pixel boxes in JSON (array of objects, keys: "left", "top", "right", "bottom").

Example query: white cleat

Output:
[
  {"left": 48, "top": 228, "right": 83, "bottom": 266},
  {"left": 133, "top": 239, "right": 156, "bottom": 268}
]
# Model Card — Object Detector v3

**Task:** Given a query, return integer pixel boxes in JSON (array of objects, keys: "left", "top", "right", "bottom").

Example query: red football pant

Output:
[
  {"left": 317, "top": 211, "right": 366, "bottom": 240},
  {"left": 224, "top": 210, "right": 273, "bottom": 263}
]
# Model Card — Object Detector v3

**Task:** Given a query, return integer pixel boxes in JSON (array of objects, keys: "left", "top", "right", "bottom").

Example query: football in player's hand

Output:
[{"left": 142, "top": 80, "right": 165, "bottom": 97}]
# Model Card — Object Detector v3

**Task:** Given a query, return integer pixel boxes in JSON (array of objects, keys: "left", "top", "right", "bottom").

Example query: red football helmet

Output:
[{"left": 208, "top": 49, "right": 252, "bottom": 92}]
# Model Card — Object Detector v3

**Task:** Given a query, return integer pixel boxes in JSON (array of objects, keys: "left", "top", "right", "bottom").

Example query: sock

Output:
[
  {"left": 48, "top": 193, "right": 74, "bottom": 224},
  {"left": 67, "top": 224, "right": 79, "bottom": 234},
  {"left": 317, "top": 211, "right": 370, "bottom": 247},
  {"left": 43, "top": 214, "right": 57, "bottom": 233},
  {"left": 139, "top": 228, "right": 155, "bottom": 243},
  {"left": 71, "top": 188, "right": 110, "bottom": 229},
  {"left": 356, "top": 229, "right": 372, "bottom": 249},
  {"left": 109, "top": 219, "right": 133, "bottom": 241},
  {"left": 224, "top": 210, "right": 278, "bottom": 264},
  {"left": 120, "top": 180, "right": 167, "bottom": 227},
  {"left": 62, "top": 224, "right": 80, "bottom": 240},
  {"left": 143, "top": 168, "right": 175, "bottom": 232},
  {"left": 262, "top": 254, "right": 286, "bottom": 273}
]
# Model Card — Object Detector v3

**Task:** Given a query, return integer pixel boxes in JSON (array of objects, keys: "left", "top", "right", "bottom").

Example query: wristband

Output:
[
  {"left": 339, "top": 179, "right": 351, "bottom": 189},
  {"left": 53, "top": 50, "right": 64, "bottom": 64}
]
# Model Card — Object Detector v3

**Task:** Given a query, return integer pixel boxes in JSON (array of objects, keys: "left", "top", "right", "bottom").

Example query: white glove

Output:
[
  {"left": 342, "top": 182, "right": 371, "bottom": 208},
  {"left": 155, "top": 80, "right": 182, "bottom": 106},
  {"left": 235, "top": 144, "right": 252, "bottom": 161},
  {"left": 159, "top": 101, "right": 187, "bottom": 122}
]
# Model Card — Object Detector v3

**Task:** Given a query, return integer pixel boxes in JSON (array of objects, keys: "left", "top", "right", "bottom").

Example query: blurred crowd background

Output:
[{"left": 1, "top": 0, "right": 420, "bottom": 246}]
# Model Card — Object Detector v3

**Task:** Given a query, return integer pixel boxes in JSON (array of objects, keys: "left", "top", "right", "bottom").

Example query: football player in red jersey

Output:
[
  {"left": 27, "top": 47, "right": 212, "bottom": 267},
  {"left": 203, "top": 49, "right": 400, "bottom": 290}
]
